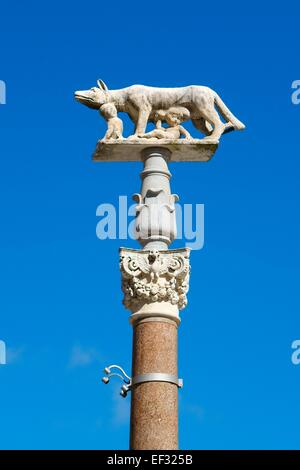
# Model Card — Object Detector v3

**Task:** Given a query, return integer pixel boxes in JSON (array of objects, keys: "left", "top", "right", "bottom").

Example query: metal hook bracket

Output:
[{"left": 101, "top": 364, "right": 183, "bottom": 398}]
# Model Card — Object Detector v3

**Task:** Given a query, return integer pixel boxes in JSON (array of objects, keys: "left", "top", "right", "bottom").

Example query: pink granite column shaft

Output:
[{"left": 130, "top": 318, "right": 178, "bottom": 450}]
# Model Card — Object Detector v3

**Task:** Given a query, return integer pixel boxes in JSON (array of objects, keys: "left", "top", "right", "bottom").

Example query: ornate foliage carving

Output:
[{"left": 120, "top": 249, "right": 190, "bottom": 311}]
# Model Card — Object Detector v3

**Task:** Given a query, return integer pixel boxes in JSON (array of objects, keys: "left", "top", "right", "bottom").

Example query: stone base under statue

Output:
[{"left": 93, "top": 139, "right": 219, "bottom": 162}]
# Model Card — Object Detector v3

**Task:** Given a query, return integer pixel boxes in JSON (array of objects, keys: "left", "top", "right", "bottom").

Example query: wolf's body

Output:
[{"left": 75, "top": 81, "right": 245, "bottom": 140}]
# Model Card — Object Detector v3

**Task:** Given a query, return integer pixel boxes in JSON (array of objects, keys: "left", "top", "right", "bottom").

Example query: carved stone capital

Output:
[{"left": 120, "top": 248, "right": 190, "bottom": 324}]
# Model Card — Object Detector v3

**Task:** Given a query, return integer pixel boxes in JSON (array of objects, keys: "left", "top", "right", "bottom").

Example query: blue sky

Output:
[{"left": 0, "top": 1, "right": 300, "bottom": 450}]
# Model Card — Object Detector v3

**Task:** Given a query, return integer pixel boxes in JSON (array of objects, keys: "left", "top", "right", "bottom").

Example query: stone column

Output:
[
  {"left": 130, "top": 317, "right": 179, "bottom": 450},
  {"left": 120, "top": 147, "right": 190, "bottom": 450},
  {"left": 75, "top": 78, "right": 242, "bottom": 452},
  {"left": 133, "top": 147, "right": 178, "bottom": 250}
]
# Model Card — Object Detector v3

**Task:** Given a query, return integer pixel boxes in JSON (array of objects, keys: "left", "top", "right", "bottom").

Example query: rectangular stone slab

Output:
[{"left": 92, "top": 139, "right": 219, "bottom": 162}]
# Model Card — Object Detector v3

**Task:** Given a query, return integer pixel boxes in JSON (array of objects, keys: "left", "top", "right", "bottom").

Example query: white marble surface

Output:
[{"left": 92, "top": 139, "right": 219, "bottom": 162}]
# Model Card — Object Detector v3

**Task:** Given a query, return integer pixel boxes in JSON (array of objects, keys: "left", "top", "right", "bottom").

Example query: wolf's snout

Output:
[
  {"left": 74, "top": 90, "right": 83, "bottom": 100},
  {"left": 74, "top": 90, "right": 90, "bottom": 104}
]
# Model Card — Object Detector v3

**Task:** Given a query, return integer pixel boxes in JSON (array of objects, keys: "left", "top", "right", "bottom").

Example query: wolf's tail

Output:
[{"left": 214, "top": 92, "right": 245, "bottom": 131}]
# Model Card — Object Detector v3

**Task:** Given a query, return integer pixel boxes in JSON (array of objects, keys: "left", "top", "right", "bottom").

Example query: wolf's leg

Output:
[
  {"left": 198, "top": 107, "right": 225, "bottom": 141},
  {"left": 135, "top": 108, "right": 151, "bottom": 136},
  {"left": 192, "top": 118, "right": 213, "bottom": 137}
]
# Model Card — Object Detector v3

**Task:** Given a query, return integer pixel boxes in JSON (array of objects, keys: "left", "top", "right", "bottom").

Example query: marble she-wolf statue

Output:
[{"left": 75, "top": 79, "right": 245, "bottom": 141}]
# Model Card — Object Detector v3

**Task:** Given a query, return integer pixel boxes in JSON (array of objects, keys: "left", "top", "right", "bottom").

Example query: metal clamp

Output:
[
  {"left": 132, "top": 373, "right": 183, "bottom": 388},
  {"left": 101, "top": 365, "right": 183, "bottom": 399}
]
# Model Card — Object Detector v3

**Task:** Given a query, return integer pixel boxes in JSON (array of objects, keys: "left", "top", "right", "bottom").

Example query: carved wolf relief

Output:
[{"left": 75, "top": 80, "right": 245, "bottom": 141}]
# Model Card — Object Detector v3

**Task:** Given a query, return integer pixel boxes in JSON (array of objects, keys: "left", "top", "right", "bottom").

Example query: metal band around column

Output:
[{"left": 132, "top": 373, "right": 183, "bottom": 388}]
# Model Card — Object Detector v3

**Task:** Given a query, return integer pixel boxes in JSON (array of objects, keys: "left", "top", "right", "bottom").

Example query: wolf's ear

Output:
[{"left": 97, "top": 79, "right": 108, "bottom": 91}]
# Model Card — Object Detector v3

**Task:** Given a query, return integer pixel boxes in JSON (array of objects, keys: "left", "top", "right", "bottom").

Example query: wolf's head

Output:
[{"left": 74, "top": 79, "right": 109, "bottom": 109}]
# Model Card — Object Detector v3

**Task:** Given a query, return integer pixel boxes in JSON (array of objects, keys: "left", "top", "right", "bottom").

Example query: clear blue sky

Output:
[{"left": 0, "top": 1, "right": 300, "bottom": 450}]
